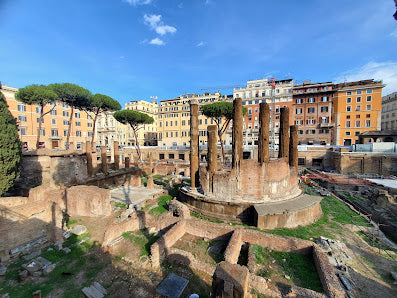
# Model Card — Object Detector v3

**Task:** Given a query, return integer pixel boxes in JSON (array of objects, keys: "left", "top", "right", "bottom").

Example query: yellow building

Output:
[
  {"left": 96, "top": 99, "right": 158, "bottom": 147},
  {"left": 157, "top": 92, "right": 232, "bottom": 147},
  {"left": 333, "top": 80, "right": 384, "bottom": 146},
  {"left": 1, "top": 84, "right": 94, "bottom": 150}
]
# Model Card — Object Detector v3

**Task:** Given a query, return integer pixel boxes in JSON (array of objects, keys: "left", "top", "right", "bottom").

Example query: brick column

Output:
[
  {"left": 149, "top": 152, "right": 153, "bottom": 164},
  {"left": 190, "top": 100, "right": 199, "bottom": 188},
  {"left": 101, "top": 146, "right": 107, "bottom": 173},
  {"left": 125, "top": 156, "right": 130, "bottom": 169},
  {"left": 86, "top": 141, "right": 93, "bottom": 176},
  {"left": 289, "top": 125, "right": 298, "bottom": 171},
  {"left": 278, "top": 107, "right": 290, "bottom": 159},
  {"left": 207, "top": 125, "right": 218, "bottom": 174},
  {"left": 258, "top": 102, "right": 270, "bottom": 163},
  {"left": 113, "top": 141, "right": 119, "bottom": 170},
  {"left": 232, "top": 98, "right": 243, "bottom": 170}
]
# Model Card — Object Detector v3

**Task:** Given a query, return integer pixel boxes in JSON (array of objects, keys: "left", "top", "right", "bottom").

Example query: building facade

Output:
[
  {"left": 232, "top": 78, "right": 294, "bottom": 146},
  {"left": 381, "top": 91, "right": 397, "bottom": 130},
  {"left": 292, "top": 81, "right": 334, "bottom": 145},
  {"left": 333, "top": 80, "right": 384, "bottom": 146},
  {"left": 157, "top": 92, "right": 232, "bottom": 147},
  {"left": 1, "top": 84, "right": 94, "bottom": 150}
]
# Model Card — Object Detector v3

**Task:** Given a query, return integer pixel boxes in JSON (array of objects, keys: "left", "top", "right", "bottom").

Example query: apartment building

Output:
[
  {"left": 293, "top": 81, "right": 334, "bottom": 145},
  {"left": 333, "top": 80, "right": 384, "bottom": 146},
  {"left": 381, "top": 91, "right": 397, "bottom": 130},
  {"left": 96, "top": 100, "right": 159, "bottom": 147},
  {"left": 1, "top": 84, "right": 94, "bottom": 150},
  {"left": 157, "top": 92, "right": 232, "bottom": 147},
  {"left": 232, "top": 78, "right": 294, "bottom": 146}
]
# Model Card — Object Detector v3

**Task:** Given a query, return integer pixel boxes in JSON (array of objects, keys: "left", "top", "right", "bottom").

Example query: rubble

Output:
[{"left": 71, "top": 225, "right": 87, "bottom": 235}]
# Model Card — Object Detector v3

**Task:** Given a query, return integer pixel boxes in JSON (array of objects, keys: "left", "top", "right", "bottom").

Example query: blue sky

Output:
[{"left": 1, "top": 0, "right": 397, "bottom": 106}]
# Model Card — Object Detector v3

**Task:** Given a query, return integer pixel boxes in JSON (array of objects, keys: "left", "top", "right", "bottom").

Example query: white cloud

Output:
[
  {"left": 123, "top": 0, "right": 152, "bottom": 6},
  {"left": 149, "top": 38, "right": 165, "bottom": 45},
  {"left": 335, "top": 61, "right": 397, "bottom": 95},
  {"left": 196, "top": 41, "right": 205, "bottom": 47},
  {"left": 390, "top": 28, "right": 397, "bottom": 38},
  {"left": 143, "top": 14, "right": 177, "bottom": 36}
]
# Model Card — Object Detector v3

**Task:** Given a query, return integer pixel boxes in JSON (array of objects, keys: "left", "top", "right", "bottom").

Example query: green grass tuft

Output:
[
  {"left": 148, "top": 195, "right": 173, "bottom": 216},
  {"left": 122, "top": 230, "right": 159, "bottom": 256}
]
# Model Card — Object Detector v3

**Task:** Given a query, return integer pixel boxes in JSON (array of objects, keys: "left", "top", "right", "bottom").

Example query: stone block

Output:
[
  {"left": 22, "top": 250, "right": 41, "bottom": 261},
  {"left": 66, "top": 185, "right": 111, "bottom": 217},
  {"left": 71, "top": 225, "right": 87, "bottom": 235},
  {"left": 54, "top": 243, "right": 63, "bottom": 251},
  {"left": 33, "top": 271, "right": 42, "bottom": 277},
  {"left": 35, "top": 257, "right": 51, "bottom": 267},
  {"left": 62, "top": 247, "right": 71, "bottom": 254},
  {"left": 82, "top": 282, "right": 107, "bottom": 298},
  {"left": 211, "top": 261, "right": 249, "bottom": 298},
  {"left": 43, "top": 264, "right": 56, "bottom": 275},
  {"left": 22, "top": 260, "right": 42, "bottom": 275},
  {"left": 0, "top": 265, "right": 6, "bottom": 276}
]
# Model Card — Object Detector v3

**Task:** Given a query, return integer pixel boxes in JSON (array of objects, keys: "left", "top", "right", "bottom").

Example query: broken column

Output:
[
  {"left": 232, "top": 98, "right": 243, "bottom": 170},
  {"left": 278, "top": 107, "right": 290, "bottom": 159},
  {"left": 207, "top": 125, "right": 218, "bottom": 174},
  {"left": 190, "top": 99, "right": 199, "bottom": 188},
  {"left": 101, "top": 146, "right": 107, "bottom": 174},
  {"left": 258, "top": 102, "right": 270, "bottom": 163},
  {"left": 149, "top": 152, "right": 153, "bottom": 165},
  {"left": 289, "top": 125, "right": 298, "bottom": 171},
  {"left": 113, "top": 141, "right": 119, "bottom": 171},
  {"left": 86, "top": 141, "right": 93, "bottom": 176},
  {"left": 125, "top": 156, "right": 130, "bottom": 169}
]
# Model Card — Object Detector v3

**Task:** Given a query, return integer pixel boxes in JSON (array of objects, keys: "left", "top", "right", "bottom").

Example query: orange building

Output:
[
  {"left": 0, "top": 84, "right": 94, "bottom": 150},
  {"left": 333, "top": 80, "right": 384, "bottom": 146}
]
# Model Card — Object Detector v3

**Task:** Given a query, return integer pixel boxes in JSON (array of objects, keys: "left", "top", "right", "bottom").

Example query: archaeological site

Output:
[{"left": 1, "top": 98, "right": 397, "bottom": 298}]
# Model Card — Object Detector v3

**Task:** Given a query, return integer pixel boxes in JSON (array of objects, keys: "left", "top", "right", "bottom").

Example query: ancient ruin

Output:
[{"left": 180, "top": 98, "right": 323, "bottom": 228}]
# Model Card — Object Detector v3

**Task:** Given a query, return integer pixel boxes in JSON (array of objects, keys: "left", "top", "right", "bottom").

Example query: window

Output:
[
  {"left": 366, "top": 89, "right": 372, "bottom": 94},
  {"left": 75, "top": 112, "right": 80, "bottom": 118},
  {"left": 37, "top": 117, "right": 44, "bottom": 123},
  {"left": 88, "top": 131, "right": 93, "bottom": 137},
  {"left": 51, "top": 129, "right": 58, "bottom": 137},
  {"left": 307, "top": 107, "right": 315, "bottom": 113},
  {"left": 320, "top": 106, "right": 328, "bottom": 113},
  {"left": 296, "top": 98, "right": 302, "bottom": 104},
  {"left": 88, "top": 122, "right": 92, "bottom": 128},
  {"left": 346, "top": 97, "right": 352, "bottom": 103},
  {"left": 356, "top": 114, "right": 360, "bottom": 118},
  {"left": 346, "top": 131, "right": 351, "bottom": 136},
  {"left": 76, "top": 130, "right": 81, "bottom": 137},
  {"left": 50, "top": 109, "right": 57, "bottom": 115},
  {"left": 255, "top": 108, "right": 258, "bottom": 113},
  {"left": 346, "top": 120, "right": 351, "bottom": 128},
  {"left": 248, "top": 108, "right": 252, "bottom": 115},
  {"left": 355, "top": 120, "right": 361, "bottom": 127},
  {"left": 309, "top": 98, "right": 315, "bottom": 103},
  {"left": 51, "top": 118, "right": 57, "bottom": 125},
  {"left": 199, "top": 119, "right": 202, "bottom": 125},
  {"left": 20, "top": 127, "right": 27, "bottom": 135},
  {"left": 39, "top": 129, "right": 45, "bottom": 136},
  {"left": 355, "top": 131, "right": 360, "bottom": 136},
  {"left": 366, "top": 114, "right": 371, "bottom": 118},
  {"left": 346, "top": 91, "right": 352, "bottom": 95},
  {"left": 346, "top": 106, "right": 351, "bottom": 112},
  {"left": 64, "top": 130, "right": 68, "bottom": 137},
  {"left": 356, "top": 97, "right": 361, "bottom": 103},
  {"left": 366, "top": 96, "right": 372, "bottom": 101},
  {"left": 62, "top": 103, "right": 68, "bottom": 108},
  {"left": 365, "top": 120, "right": 371, "bottom": 127},
  {"left": 355, "top": 105, "right": 361, "bottom": 111},
  {"left": 175, "top": 120, "right": 178, "bottom": 126},
  {"left": 347, "top": 115, "right": 351, "bottom": 119},
  {"left": 307, "top": 119, "right": 315, "bottom": 124},
  {"left": 63, "top": 110, "right": 69, "bottom": 117},
  {"left": 75, "top": 121, "right": 81, "bottom": 126},
  {"left": 63, "top": 119, "right": 69, "bottom": 125},
  {"left": 322, "top": 96, "right": 328, "bottom": 102},
  {"left": 296, "top": 120, "right": 303, "bottom": 125},
  {"left": 17, "top": 104, "right": 26, "bottom": 112},
  {"left": 18, "top": 115, "right": 27, "bottom": 122},
  {"left": 165, "top": 121, "right": 168, "bottom": 127},
  {"left": 356, "top": 90, "right": 362, "bottom": 95},
  {"left": 366, "top": 104, "right": 371, "bottom": 111},
  {"left": 321, "top": 117, "right": 328, "bottom": 124},
  {"left": 36, "top": 106, "right": 41, "bottom": 113}
]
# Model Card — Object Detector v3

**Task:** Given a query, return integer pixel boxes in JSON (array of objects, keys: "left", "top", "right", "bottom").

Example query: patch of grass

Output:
[
  {"left": 357, "top": 231, "right": 397, "bottom": 251},
  {"left": 190, "top": 212, "right": 224, "bottom": 223},
  {"left": 122, "top": 229, "right": 159, "bottom": 256},
  {"left": 257, "top": 268, "right": 272, "bottom": 278},
  {"left": 114, "top": 201, "right": 128, "bottom": 209},
  {"left": 343, "top": 192, "right": 364, "bottom": 202},
  {"left": 141, "top": 203, "right": 153, "bottom": 211},
  {"left": 253, "top": 244, "right": 270, "bottom": 265},
  {"left": 141, "top": 175, "right": 148, "bottom": 187},
  {"left": 66, "top": 218, "right": 78, "bottom": 229},
  {"left": 148, "top": 195, "right": 173, "bottom": 216},
  {"left": 271, "top": 250, "right": 323, "bottom": 292}
]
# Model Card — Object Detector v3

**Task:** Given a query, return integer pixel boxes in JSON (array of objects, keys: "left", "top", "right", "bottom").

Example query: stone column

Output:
[
  {"left": 101, "top": 146, "right": 107, "bottom": 174},
  {"left": 113, "top": 141, "right": 119, "bottom": 171},
  {"left": 125, "top": 156, "right": 130, "bottom": 169},
  {"left": 232, "top": 98, "right": 243, "bottom": 170},
  {"left": 207, "top": 125, "right": 218, "bottom": 174},
  {"left": 289, "top": 125, "right": 298, "bottom": 171},
  {"left": 258, "top": 102, "right": 270, "bottom": 163},
  {"left": 190, "top": 99, "right": 199, "bottom": 188},
  {"left": 86, "top": 141, "right": 93, "bottom": 176},
  {"left": 278, "top": 107, "right": 290, "bottom": 159},
  {"left": 149, "top": 152, "right": 153, "bottom": 164}
]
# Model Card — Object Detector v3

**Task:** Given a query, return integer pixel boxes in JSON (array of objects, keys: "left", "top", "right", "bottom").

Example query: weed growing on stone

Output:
[
  {"left": 190, "top": 212, "right": 224, "bottom": 223},
  {"left": 122, "top": 229, "right": 159, "bottom": 256},
  {"left": 113, "top": 201, "right": 128, "bottom": 209},
  {"left": 148, "top": 195, "right": 173, "bottom": 216}
]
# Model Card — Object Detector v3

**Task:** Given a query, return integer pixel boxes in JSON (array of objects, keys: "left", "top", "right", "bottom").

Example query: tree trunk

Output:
[
  {"left": 36, "top": 103, "right": 44, "bottom": 149},
  {"left": 66, "top": 106, "right": 74, "bottom": 150},
  {"left": 91, "top": 109, "right": 99, "bottom": 151},
  {"left": 218, "top": 129, "right": 225, "bottom": 162},
  {"left": 133, "top": 128, "right": 142, "bottom": 161}
]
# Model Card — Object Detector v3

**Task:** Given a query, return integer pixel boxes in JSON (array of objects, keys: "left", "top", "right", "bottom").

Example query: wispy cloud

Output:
[
  {"left": 144, "top": 14, "right": 177, "bottom": 35},
  {"left": 123, "top": 0, "right": 152, "bottom": 6},
  {"left": 335, "top": 61, "right": 397, "bottom": 95},
  {"left": 390, "top": 28, "right": 397, "bottom": 38},
  {"left": 149, "top": 38, "right": 165, "bottom": 46},
  {"left": 196, "top": 41, "right": 205, "bottom": 47}
]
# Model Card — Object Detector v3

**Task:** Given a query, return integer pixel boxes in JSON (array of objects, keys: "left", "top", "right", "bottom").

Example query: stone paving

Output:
[{"left": 110, "top": 185, "right": 164, "bottom": 206}]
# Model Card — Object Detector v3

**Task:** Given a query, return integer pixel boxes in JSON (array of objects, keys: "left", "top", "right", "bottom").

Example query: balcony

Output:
[
  {"left": 319, "top": 122, "right": 334, "bottom": 128},
  {"left": 49, "top": 135, "right": 63, "bottom": 140}
]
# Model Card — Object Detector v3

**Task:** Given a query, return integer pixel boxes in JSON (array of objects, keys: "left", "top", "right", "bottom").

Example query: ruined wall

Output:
[
  {"left": 224, "top": 230, "right": 243, "bottom": 264},
  {"left": 66, "top": 185, "right": 111, "bottom": 217},
  {"left": 102, "top": 215, "right": 140, "bottom": 247}
]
